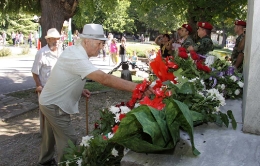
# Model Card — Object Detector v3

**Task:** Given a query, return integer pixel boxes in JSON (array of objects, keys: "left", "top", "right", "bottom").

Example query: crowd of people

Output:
[{"left": 153, "top": 20, "right": 246, "bottom": 72}]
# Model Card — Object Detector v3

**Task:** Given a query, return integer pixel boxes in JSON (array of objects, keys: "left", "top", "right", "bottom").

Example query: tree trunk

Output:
[{"left": 39, "top": 0, "right": 78, "bottom": 46}]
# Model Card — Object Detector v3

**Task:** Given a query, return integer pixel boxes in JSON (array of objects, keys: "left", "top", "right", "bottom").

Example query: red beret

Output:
[
  {"left": 182, "top": 24, "right": 192, "bottom": 33},
  {"left": 197, "top": 22, "right": 213, "bottom": 30},
  {"left": 235, "top": 20, "right": 246, "bottom": 27}
]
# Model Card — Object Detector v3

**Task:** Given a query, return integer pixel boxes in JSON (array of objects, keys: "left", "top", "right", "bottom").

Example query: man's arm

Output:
[
  {"left": 32, "top": 73, "right": 43, "bottom": 92},
  {"left": 155, "top": 35, "right": 162, "bottom": 46},
  {"left": 87, "top": 70, "right": 137, "bottom": 92},
  {"left": 234, "top": 53, "right": 244, "bottom": 68}
]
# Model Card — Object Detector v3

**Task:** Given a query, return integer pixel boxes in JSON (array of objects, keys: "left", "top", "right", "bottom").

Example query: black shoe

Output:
[
  {"left": 49, "top": 159, "right": 57, "bottom": 166},
  {"left": 38, "top": 158, "right": 57, "bottom": 166}
]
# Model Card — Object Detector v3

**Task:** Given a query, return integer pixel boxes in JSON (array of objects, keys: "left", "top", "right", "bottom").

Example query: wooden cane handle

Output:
[{"left": 86, "top": 97, "right": 89, "bottom": 135}]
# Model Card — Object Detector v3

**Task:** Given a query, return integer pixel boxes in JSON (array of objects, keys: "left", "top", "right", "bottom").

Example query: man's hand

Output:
[
  {"left": 35, "top": 86, "right": 43, "bottom": 93},
  {"left": 187, "top": 46, "right": 194, "bottom": 51},
  {"left": 82, "top": 89, "right": 91, "bottom": 98},
  {"left": 144, "top": 86, "right": 154, "bottom": 97}
]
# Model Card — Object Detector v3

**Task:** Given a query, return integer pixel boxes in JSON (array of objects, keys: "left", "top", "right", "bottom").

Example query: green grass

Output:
[
  {"left": 118, "top": 42, "right": 159, "bottom": 58},
  {"left": 6, "top": 89, "right": 35, "bottom": 98},
  {"left": 112, "top": 71, "right": 144, "bottom": 83}
]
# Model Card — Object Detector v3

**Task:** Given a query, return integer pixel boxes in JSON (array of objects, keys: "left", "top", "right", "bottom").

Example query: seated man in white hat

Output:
[{"left": 37, "top": 24, "right": 154, "bottom": 165}]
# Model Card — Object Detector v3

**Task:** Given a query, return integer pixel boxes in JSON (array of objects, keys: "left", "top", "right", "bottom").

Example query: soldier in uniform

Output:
[
  {"left": 188, "top": 22, "right": 214, "bottom": 56},
  {"left": 231, "top": 20, "right": 246, "bottom": 72},
  {"left": 180, "top": 23, "right": 194, "bottom": 50}
]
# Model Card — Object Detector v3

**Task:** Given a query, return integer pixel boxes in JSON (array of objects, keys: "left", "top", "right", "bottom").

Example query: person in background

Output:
[
  {"left": 12, "top": 32, "right": 16, "bottom": 46},
  {"left": 140, "top": 34, "right": 144, "bottom": 43},
  {"left": 37, "top": 24, "right": 153, "bottom": 165},
  {"left": 148, "top": 49, "right": 156, "bottom": 60},
  {"left": 180, "top": 24, "right": 194, "bottom": 50},
  {"left": 19, "top": 32, "right": 24, "bottom": 45},
  {"left": 2, "top": 31, "right": 6, "bottom": 46},
  {"left": 72, "top": 30, "right": 79, "bottom": 45},
  {"left": 188, "top": 22, "right": 214, "bottom": 56},
  {"left": 31, "top": 28, "right": 61, "bottom": 157},
  {"left": 28, "top": 32, "right": 32, "bottom": 48},
  {"left": 119, "top": 38, "right": 127, "bottom": 62},
  {"left": 31, "top": 28, "right": 61, "bottom": 93},
  {"left": 172, "top": 28, "right": 183, "bottom": 51},
  {"left": 15, "top": 32, "right": 19, "bottom": 47},
  {"left": 110, "top": 38, "right": 118, "bottom": 66},
  {"left": 231, "top": 20, "right": 246, "bottom": 72},
  {"left": 121, "top": 63, "right": 132, "bottom": 81},
  {"left": 155, "top": 34, "right": 173, "bottom": 58},
  {"left": 34, "top": 30, "right": 39, "bottom": 48},
  {"left": 130, "top": 50, "right": 138, "bottom": 69}
]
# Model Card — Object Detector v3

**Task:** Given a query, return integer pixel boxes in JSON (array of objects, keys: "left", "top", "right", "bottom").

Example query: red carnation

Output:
[
  {"left": 112, "top": 125, "right": 119, "bottom": 133},
  {"left": 178, "top": 47, "right": 188, "bottom": 59},
  {"left": 103, "top": 135, "right": 108, "bottom": 140},
  {"left": 119, "top": 114, "right": 126, "bottom": 121},
  {"left": 190, "top": 50, "right": 199, "bottom": 60},
  {"left": 94, "top": 122, "right": 99, "bottom": 129},
  {"left": 203, "top": 66, "right": 211, "bottom": 73}
]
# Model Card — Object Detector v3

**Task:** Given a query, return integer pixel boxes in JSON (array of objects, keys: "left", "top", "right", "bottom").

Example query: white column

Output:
[{"left": 243, "top": 0, "right": 260, "bottom": 134}]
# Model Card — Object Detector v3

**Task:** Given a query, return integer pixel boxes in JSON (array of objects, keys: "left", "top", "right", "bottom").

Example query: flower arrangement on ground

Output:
[{"left": 61, "top": 48, "right": 242, "bottom": 166}]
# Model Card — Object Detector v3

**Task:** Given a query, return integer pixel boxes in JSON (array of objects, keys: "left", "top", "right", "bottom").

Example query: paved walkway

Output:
[{"left": 0, "top": 46, "right": 149, "bottom": 121}]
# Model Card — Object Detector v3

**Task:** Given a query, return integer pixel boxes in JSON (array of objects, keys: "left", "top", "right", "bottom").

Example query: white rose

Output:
[
  {"left": 200, "top": 79, "right": 205, "bottom": 86},
  {"left": 108, "top": 132, "right": 114, "bottom": 139},
  {"left": 215, "top": 106, "right": 220, "bottom": 112},
  {"left": 80, "top": 135, "right": 93, "bottom": 147},
  {"left": 221, "top": 84, "right": 225, "bottom": 90},
  {"left": 111, "top": 148, "right": 119, "bottom": 157},
  {"left": 134, "top": 103, "right": 140, "bottom": 108},
  {"left": 237, "top": 81, "right": 244, "bottom": 88},
  {"left": 120, "top": 106, "right": 131, "bottom": 114},
  {"left": 114, "top": 113, "right": 120, "bottom": 123},
  {"left": 109, "top": 106, "right": 120, "bottom": 114},
  {"left": 230, "top": 76, "right": 237, "bottom": 82},
  {"left": 234, "top": 89, "right": 240, "bottom": 95}
]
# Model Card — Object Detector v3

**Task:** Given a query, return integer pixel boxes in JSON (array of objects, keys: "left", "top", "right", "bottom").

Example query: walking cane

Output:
[
  {"left": 38, "top": 92, "right": 45, "bottom": 135},
  {"left": 86, "top": 97, "right": 89, "bottom": 135}
]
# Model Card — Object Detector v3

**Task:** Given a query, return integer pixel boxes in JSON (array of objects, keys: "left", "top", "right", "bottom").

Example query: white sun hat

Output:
[
  {"left": 45, "top": 28, "right": 61, "bottom": 39},
  {"left": 79, "top": 24, "right": 107, "bottom": 41}
]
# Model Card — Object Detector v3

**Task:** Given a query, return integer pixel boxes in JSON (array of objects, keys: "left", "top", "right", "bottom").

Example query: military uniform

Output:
[
  {"left": 193, "top": 35, "right": 214, "bottom": 55},
  {"left": 231, "top": 33, "right": 245, "bottom": 68},
  {"left": 231, "top": 20, "right": 246, "bottom": 72},
  {"left": 181, "top": 36, "right": 194, "bottom": 49},
  {"left": 191, "top": 22, "right": 214, "bottom": 55}
]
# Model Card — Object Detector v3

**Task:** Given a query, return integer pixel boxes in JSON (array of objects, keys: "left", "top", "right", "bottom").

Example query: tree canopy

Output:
[{"left": 0, "top": 0, "right": 248, "bottom": 45}]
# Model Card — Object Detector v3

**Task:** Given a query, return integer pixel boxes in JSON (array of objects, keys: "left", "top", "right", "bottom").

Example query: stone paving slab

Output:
[
  {"left": 122, "top": 123, "right": 260, "bottom": 166},
  {"left": 0, "top": 94, "right": 38, "bottom": 122},
  {"left": 121, "top": 99, "right": 260, "bottom": 166}
]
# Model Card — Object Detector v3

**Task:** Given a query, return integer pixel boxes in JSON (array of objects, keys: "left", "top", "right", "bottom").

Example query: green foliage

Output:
[
  {"left": 74, "top": 0, "right": 134, "bottom": 33},
  {"left": 21, "top": 46, "right": 30, "bottom": 55},
  {"left": 0, "top": 48, "right": 11, "bottom": 57},
  {"left": 84, "top": 81, "right": 111, "bottom": 92},
  {"left": 62, "top": 136, "right": 123, "bottom": 166},
  {"left": 0, "top": 13, "right": 38, "bottom": 41},
  {"left": 0, "top": 0, "right": 40, "bottom": 16},
  {"left": 123, "top": 42, "right": 159, "bottom": 58},
  {"left": 110, "top": 101, "right": 199, "bottom": 155},
  {"left": 92, "top": 108, "right": 116, "bottom": 135}
]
